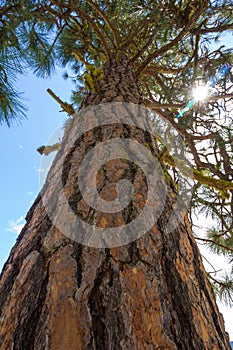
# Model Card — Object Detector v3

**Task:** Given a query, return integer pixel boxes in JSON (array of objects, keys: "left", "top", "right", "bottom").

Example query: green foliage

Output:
[
  {"left": 210, "top": 273, "right": 233, "bottom": 307},
  {"left": 206, "top": 228, "right": 233, "bottom": 256},
  {"left": 0, "top": 2, "right": 27, "bottom": 124},
  {"left": 0, "top": 80, "right": 27, "bottom": 126}
]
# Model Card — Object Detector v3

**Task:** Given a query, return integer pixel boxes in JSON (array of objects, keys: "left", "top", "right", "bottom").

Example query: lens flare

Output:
[
  {"left": 193, "top": 85, "right": 209, "bottom": 101},
  {"left": 177, "top": 64, "right": 231, "bottom": 118}
]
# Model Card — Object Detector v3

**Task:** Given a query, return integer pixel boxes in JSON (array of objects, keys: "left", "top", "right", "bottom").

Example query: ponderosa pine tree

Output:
[{"left": 0, "top": 1, "right": 233, "bottom": 349}]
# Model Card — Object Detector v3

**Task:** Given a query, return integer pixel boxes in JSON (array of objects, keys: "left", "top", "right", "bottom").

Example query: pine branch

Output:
[
  {"left": 209, "top": 273, "right": 233, "bottom": 307},
  {"left": 47, "top": 88, "right": 75, "bottom": 115},
  {"left": 145, "top": 101, "right": 184, "bottom": 109},
  {"left": 195, "top": 197, "right": 230, "bottom": 232},
  {"left": 162, "top": 151, "right": 233, "bottom": 197},
  {"left": 121, "top": 17, "right": 153, "bottom": 50},
  {"left": 85, "top": 0, "right": 120, "bottom": 49},
  {"left": 196, "top": 237, "right": 233, "bottom": 254},
  {"left": 193, "top": 22, "right": 233, "bottom": 34},
  {"left": 58, "top": 3, "right": 111, "bottom": 58},
  {"left": 37, "top": 142, "right": 60, "bottom": 156},
  {"left": 136, "top": 1, "right": 208, "bottom": 75}
]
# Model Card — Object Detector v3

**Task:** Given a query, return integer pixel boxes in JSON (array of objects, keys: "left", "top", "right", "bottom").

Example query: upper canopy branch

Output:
[
  {"left": 56, "top": 3, "right": 111, "bottom": 58},
  {"left": 85, "top": 0, "right": 120, "bottom": 49},
  {"left": 136, "top": 1, "right": 208, "bottom": 76},
  {"left": 192, "top": 22, "right": 233, "bottom": 34}
]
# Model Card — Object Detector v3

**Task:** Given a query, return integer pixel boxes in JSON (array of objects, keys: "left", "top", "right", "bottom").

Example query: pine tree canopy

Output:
[{"left": 1, "top": 0, "right": 233, "bottom": 303}]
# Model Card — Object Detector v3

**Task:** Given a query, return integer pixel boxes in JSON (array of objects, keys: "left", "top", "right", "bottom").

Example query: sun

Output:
[{"left": 193, "top": 85, "right": 209, "bottom": 101}]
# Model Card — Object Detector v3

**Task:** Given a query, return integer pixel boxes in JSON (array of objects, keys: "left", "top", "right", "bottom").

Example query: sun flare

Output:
[{"left": 193, "top": 85, "right": 209, "bottom": 101}]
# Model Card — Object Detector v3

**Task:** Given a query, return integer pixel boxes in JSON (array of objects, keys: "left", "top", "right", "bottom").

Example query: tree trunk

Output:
[{"left": 0, "top": 58, "right": 231, "bottom": 350}]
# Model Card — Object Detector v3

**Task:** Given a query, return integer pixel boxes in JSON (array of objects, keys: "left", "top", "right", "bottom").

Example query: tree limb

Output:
[{"left": 136, "top": 1, "right": 208, "bottom": 76}]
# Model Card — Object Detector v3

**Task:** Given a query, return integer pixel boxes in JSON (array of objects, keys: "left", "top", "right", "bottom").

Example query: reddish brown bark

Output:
[{"left": 0, "top": 58, "right": 231, "bottom": 350}]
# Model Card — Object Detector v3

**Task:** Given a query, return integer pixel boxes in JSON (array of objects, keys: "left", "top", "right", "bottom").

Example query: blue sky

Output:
[
  {"left": 0, "top": 34, "right": 233, "bottom": 339},
  {"left": 0, "top": 70, "right": 72, "bottom": 268}
]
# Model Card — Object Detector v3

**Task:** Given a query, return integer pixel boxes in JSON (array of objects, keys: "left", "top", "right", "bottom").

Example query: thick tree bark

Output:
[{"left": 0, "top": 58, "right": 231, "bottom": 350}]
